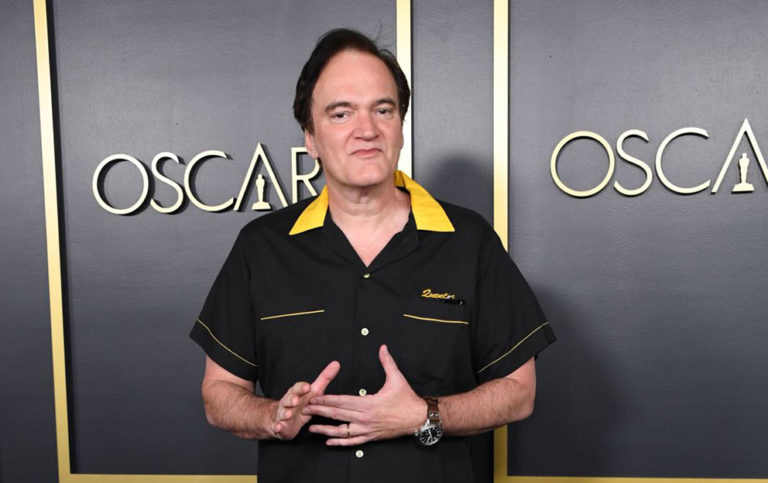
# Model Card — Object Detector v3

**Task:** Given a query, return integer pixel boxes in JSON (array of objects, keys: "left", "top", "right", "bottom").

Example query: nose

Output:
[{"left": 354, "top": 112, "right": 378, "bottom": 140}]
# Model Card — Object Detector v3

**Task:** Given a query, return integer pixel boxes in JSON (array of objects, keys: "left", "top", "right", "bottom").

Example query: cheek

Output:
[{"left": 393, "top": 130, "right": 404, "bottom": 151}]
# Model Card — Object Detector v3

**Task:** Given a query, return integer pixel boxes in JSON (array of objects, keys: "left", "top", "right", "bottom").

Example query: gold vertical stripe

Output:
[
  {"left": 493, "top": 0, "right": 509, "bottom": 250},
  {"left": 396, "top": 0, "right": 412, "bottom": 178},
  {"left": 494, "top": 423, "right": 509, "bottom": 483},
  {"left": 33, "top": 1, "right": 72, "bottom": 480},
  {"left": 493, "top": 2, "right": 509, "bottom": 479}
]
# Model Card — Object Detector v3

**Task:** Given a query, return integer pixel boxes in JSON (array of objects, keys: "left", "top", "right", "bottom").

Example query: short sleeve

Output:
[
  {"left": 189, "top": 231, "right": 259, "bottom": 381},
  {"left": 471, "top": 231, "right": 555, "bottom": 384}
]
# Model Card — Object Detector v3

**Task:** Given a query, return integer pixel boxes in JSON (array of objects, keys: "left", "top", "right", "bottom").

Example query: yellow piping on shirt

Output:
[
  {"left": 402, "top": 314, "right": 469, "bottom": 325},
  {"left": 476, "top": 321, "right": 550, "bottom": 374},
  {"left": 260, "top": 309, "right": 325, "bottom": 320},
  {"left": 195, "top": 318, "right": 257, "bottom": 367}
]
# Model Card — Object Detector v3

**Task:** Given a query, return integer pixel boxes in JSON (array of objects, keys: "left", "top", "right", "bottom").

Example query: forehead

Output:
[{"left": 312, "top": 50, "right": 397, "bottom": 104}]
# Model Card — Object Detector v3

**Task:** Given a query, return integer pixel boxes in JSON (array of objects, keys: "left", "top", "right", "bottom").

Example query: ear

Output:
[{"left": 304, "top": 130, "right": 318, "bottom": 160}]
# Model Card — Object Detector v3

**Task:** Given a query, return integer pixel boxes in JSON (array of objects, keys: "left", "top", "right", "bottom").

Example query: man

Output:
[{"left": 190, "top": 28, "right": 555, "bottom": 482}]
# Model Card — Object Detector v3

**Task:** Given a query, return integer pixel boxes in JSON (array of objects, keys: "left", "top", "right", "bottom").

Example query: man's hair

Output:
[{"left": 293, "top": 28, "right": 411, "bottom": 133}]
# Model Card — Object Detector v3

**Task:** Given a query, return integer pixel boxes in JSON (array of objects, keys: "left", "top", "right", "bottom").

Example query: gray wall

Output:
[
  {"left": 1, "top": 1, "right": 58, "bottom": 482},
  {"left": 1, "top": 0, "right": 767, "bottom": 482}
]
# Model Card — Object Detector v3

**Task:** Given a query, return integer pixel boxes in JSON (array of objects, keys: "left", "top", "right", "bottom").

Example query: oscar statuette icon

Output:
[
  {"left": 732, "top": 153, "right": 755, "bottom": 193},
  {"left": 252, "top": 174, "right": 272, "bottom": 210}
]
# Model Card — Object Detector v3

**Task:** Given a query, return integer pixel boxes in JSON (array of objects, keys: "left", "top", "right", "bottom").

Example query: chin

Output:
[{"left": 350, "top": 164, "right": 394, "bottom": 187}]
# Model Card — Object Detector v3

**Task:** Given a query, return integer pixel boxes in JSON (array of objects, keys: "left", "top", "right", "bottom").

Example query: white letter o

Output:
[
  {"left": 551, "top": 131, "right": 615, "bottom": 198},
  {"left": 92, "top": 154, "right": 150, "bottom": 215}
]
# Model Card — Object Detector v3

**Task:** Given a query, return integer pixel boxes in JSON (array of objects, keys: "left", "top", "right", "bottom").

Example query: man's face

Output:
[{"left": 305, "top": 49, "right": 403, "bottom": 191}]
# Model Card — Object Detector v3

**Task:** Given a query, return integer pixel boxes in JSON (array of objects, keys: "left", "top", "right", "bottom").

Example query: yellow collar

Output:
[{"left": 289, "top": 170, "right": 455, "bottom": 235}]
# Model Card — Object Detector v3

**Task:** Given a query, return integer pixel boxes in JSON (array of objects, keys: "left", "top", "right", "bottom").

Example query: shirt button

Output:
[
  {"left": 355, "top": 449, "right": 364, "bottom": 458},
  {"left": 358, "top": 388, "right": 367, "bottom": 396},
  {"left": 362, "top": 273, "right": 371, "bottom": 279},
  {"left": 360, "top": 327, "right": 369, "bottom": 336}
]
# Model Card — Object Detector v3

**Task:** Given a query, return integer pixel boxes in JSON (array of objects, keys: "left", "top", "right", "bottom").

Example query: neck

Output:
[
  {"left": 327, "top": 179, "right": 411, "bottom": 266},
  {"left": 327, "top": 180, "right": 404, "bottom": 224}
]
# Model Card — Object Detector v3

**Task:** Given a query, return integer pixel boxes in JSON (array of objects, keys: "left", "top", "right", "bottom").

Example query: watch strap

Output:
[{"left": 424, "top": 396, "right": 440, "bottom": 424}]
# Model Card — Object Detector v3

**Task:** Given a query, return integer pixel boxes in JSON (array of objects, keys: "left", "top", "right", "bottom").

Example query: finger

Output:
[
  {"left": 326, "top": 435, "right": 370, "bottom": 446},
  {"left": 280, "top": 382, "right": 309, "bottom": 407},
  {"left": 275, "top": 401, "right": 297, "bottom": 422},
  {"left": 284, "top": 381, "right": 310, "bottom": 400},
  {"left": 308, "top": 394, "right": 365, "bottom": 409},
  {"left": 311, "top": 360, "right": 341, "bottom": 395},
  {"left": 379, "top": 344, "right": 403, "bottom": 380},
  {"left": 308, "top": 423, "right": 351, "bottom": 438},
  {"left": 302, "top": 404, "right": 359, "bottom": 421},
  {"left": 279, "top": 393, "right": 300, "bottom": 410}
]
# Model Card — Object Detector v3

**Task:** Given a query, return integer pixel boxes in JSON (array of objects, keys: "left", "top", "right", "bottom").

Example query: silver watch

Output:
[{"left": 414, "top": 396, "right": 443, "bottom": 446}]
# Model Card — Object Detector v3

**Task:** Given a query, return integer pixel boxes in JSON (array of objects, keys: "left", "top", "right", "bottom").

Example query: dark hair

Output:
[{"left": 293, "top": 28, "right": 411, "bottom": 133}]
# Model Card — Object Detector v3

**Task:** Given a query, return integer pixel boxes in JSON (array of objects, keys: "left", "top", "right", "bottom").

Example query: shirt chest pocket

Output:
[
  {"left": 255, "top": 295, "right": 329, "bottom": 397},
  {"left": 393, "top": 300, "right": 473, "bottom": 394}
]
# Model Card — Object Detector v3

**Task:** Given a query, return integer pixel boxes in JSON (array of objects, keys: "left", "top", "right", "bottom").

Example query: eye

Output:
[
  {"left": 330, "top": 111, "right": 350, "bottom": 121},
  {"left": 375, "top": 107, "right": 394, "bottom": 117}
]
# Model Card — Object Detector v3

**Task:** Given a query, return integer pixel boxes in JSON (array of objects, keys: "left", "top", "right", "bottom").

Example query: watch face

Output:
[{"left": 419, "top": 424, "right": 443, "bottom": 446}]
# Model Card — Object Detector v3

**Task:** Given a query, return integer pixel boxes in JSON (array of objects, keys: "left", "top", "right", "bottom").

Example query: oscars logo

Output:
[
  {"left": 551, "top": 119, "right": 768, "bottom": 197},
  {"left": 92, "top": 144, "right": 321, "bottom": 215}
]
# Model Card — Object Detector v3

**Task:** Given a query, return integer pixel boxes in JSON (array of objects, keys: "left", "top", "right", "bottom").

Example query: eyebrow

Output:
[
  {"left": 324, "top": 97, "right": 397, "bottom": 115},
  {"left": 374, "top": 97, "right": 397, "bottom": 107},
  {"left": 324, "top": 101, "right": 354, "bottom": 115}
]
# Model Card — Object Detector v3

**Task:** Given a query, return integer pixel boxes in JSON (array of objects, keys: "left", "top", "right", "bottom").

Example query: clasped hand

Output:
[{"left": 271, "top": 344, "right": 425, "bottom": 445}]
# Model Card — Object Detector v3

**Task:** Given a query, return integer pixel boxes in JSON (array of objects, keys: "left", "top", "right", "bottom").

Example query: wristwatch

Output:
[{"left": 414, "top": 396, "right": 443, "bottom": 446}]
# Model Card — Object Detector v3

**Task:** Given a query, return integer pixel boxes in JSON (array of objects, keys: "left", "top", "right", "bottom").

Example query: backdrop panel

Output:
[
  {"left": 506, "top": 0, "right": 768, "bottom": 478},
  {"left": 52, "top": 0, "right": 394, "bottom": 474},
  {"left": 48, "top": 0, "right": 498, "bottom": 478}
]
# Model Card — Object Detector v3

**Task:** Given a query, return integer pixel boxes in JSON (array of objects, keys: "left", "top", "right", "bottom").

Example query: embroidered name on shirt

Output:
[
  {"left": 421, "top": 289, "right": 465, "bottom": 305},
  {"left": 421, "top": 288, "right": 456, "bottom": 300}
]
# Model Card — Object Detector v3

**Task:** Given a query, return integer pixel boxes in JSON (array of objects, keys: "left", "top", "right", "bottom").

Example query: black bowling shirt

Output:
[{"left": 190, "top": 171, "right": 555, "bottom": 483}]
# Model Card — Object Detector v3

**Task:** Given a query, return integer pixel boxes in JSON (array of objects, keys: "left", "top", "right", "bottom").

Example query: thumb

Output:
[{"left": 379, "top": 344, "right": 404, "bottom": 382}]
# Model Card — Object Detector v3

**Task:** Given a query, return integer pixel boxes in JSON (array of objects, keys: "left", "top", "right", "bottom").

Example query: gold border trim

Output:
[
  {"left": 493, "top": 0, "right": 509, "bottom": 250},
  {"left": 34, "top": 0, "right": 70, "bottom": 480},
  {"left": 397, "top": 0, "right": 412, "bottom": 177},
  {"left": 402, "top": 314, "right": 469, "bottom": 325}
]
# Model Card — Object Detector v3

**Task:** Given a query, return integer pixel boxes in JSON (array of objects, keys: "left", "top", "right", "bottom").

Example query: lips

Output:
[{"left": 352, "top": 148, "right": 381, "bottom": 157}]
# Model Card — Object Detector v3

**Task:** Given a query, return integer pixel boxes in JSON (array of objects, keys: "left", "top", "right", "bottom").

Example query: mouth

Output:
[{"left": 352, "top": 148, "right": 381, "bottom": 157}]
